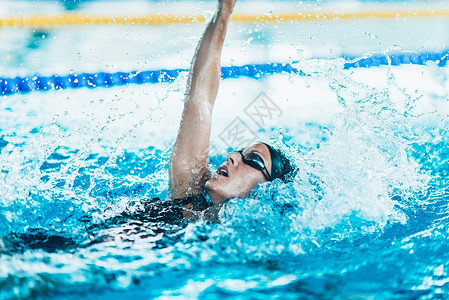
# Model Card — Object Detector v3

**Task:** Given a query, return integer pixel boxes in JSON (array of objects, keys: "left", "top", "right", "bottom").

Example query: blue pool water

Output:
[{"left": 1, "top": 0, "right": 449, "bottom": 299}]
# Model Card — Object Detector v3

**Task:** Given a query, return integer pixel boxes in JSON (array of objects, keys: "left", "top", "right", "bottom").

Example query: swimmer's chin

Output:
[
  {"left": 204, "top": 179, "right": 214, "bottom": 197},
  {"left": 204, "top": 180, "right": 226, "bottom": 207},
  {"left": 205, "top": 180, "right": 211, "bottom": 189},
  {"left": 205, "top": 174, "right": 220, "bottom": 188},
  {"left": 204, "top": 179, "right": 217, "bottom": 194}
]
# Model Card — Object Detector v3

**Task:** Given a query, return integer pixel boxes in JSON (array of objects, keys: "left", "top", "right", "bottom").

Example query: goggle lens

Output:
[{"left": 238, "top": 150, "right": 272, "bottom": 181}]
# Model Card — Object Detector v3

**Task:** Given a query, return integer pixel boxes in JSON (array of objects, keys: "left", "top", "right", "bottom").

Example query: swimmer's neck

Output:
[
  {"left": 202, "top": 190, "right": 225, "bottom": 223},
  {"left": 205, "top": 189, "right": 224, "bottom": 207}
]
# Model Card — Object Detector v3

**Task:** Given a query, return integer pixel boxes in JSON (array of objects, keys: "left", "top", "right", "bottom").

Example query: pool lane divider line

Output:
[
  {"left": 2, "top": 9, "right": 449, "bottom": 28},
  {"left": 1, "top": 50, "right": 448, "bottom": 95}
]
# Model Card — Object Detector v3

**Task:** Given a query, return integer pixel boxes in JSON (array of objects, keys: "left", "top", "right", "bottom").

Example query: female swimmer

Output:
[{"left": 169, "top": 0, "right": 295, "bottom": 219}]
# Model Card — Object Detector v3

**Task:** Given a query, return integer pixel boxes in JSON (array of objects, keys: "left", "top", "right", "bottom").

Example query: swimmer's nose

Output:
[{"left": 227, "top": 151, "right": 240, "bottom": 166}]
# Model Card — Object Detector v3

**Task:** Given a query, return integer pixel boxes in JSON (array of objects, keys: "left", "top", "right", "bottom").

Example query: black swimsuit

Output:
[
  {"left": 100, "top": 192, "right": 212, "bottom": 226},
  {"left": 1, "top": 193, "right": 213, "bottom": 254}
]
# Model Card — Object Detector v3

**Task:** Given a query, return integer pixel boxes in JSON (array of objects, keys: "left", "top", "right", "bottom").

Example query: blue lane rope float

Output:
[{"left": 1, "top": 50, "right": 448, "bottom": 95}]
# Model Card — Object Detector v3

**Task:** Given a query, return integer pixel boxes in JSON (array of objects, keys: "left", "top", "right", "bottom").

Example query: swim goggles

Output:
[{"left": 237, "top": 150, "right": 272, "bottom": 181}]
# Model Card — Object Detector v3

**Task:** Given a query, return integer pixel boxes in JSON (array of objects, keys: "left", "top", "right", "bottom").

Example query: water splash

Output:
[
  {"left": 0, "top": 56, "right": 447, "bottom": 299},
  {"left": 180, "top": 58, "right": 433, "bottom": 262}
]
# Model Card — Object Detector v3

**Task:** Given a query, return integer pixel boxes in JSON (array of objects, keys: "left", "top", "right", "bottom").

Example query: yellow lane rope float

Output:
[{"left": 1, "top": 9, "right": 449, "bottom": 28}]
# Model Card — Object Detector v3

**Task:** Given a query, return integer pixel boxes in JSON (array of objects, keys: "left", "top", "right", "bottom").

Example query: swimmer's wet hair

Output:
[{"left": 262, "top": 142, "right": 297, "bottom": 183}]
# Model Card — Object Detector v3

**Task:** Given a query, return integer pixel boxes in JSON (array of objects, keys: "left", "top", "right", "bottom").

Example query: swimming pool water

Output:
[
  {"left": 1, "top": 104, "right": 448, "bottom": 299},
  {"left": 1, "top": 0, "right": 449, "bottom": 299}
]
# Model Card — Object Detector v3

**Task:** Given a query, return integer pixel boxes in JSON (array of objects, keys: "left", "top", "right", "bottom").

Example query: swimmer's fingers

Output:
[{"left": 218, "top": 0, "right": 236, "bottom": 14}]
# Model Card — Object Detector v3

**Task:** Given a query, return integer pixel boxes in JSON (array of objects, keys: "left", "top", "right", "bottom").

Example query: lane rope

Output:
[
  {"left": 1, "top": 9, "right": 449, "bottom": 28},
  {"left": 1, "top": 50, "right": 448, "bottom": 95}
]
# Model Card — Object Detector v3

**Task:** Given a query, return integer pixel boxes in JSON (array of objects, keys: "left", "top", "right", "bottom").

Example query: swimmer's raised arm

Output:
[{"left": 169, "top": 0, "right": 236, "bottom": 199}]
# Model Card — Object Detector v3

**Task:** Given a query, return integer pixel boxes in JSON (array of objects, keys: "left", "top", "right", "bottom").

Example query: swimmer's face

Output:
[{"left": 205, "top": 143, "right": 272, "bottom": 205}]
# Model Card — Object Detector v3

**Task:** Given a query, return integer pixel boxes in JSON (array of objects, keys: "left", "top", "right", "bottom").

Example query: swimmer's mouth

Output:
[{"left": 216, "top": 165, "right": 229, "bottom": 177}]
